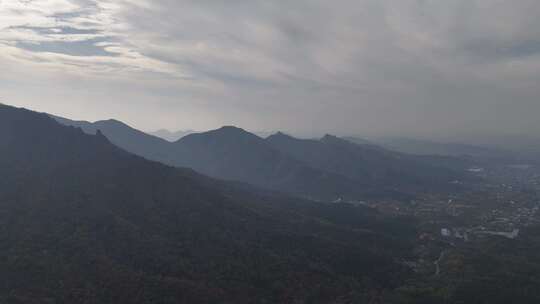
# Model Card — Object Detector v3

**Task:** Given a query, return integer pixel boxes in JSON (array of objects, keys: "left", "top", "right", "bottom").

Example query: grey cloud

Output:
[{"left": 1, "top": 0, "right": 540, "bottom": 141}]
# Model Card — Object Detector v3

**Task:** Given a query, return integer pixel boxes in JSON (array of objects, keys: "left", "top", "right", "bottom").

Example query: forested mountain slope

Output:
[
  {"left": 1, "top": 105, "right": 416, "bottom": 303},
  {"left": 54, "top": 116, "right": 468, "bottom": 201}
]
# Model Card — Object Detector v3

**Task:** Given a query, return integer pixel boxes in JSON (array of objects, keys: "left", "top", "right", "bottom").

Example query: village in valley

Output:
[{"left": 340, "top": 161, "right": 540, "bottom": 277}]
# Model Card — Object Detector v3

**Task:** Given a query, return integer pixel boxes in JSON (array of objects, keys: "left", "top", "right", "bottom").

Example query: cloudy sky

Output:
[{"left": 1, "top": 0, "right": 540, "bottom": 140}]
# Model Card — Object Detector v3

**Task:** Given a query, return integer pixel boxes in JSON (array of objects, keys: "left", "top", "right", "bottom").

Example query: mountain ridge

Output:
[
  {"left": 52, "top": 113, "right": 468, "bottom": 200},
  {"left": 0, "top": 104, "right": 416, "bottom": 303}
]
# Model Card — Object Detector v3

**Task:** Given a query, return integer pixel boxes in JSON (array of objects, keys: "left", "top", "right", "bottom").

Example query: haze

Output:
[{"left": 1, "top": 0, "right": 540, "bottom": 141}]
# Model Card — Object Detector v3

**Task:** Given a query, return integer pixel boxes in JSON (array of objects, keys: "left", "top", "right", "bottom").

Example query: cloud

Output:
[
  {"left": 0, "top": 0, "right": 188, "bottom": 78},
  {"left": 1, "top": 0, "right": 540, "bottom": 139}
]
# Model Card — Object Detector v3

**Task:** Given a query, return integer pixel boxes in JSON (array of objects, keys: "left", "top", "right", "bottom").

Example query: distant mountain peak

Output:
[
  {"left": 320, "top": 134, "right": 346, "bottom": 145},
  {"left": 179, "top": 126, "right": 263, "bottom": 146},
  {"left": 207, "top": 125, "right": 258, "bottom": 138},
  {"left": 321, "top": 134, "right": 338, "bottom": 140},
  {"left": 217, "top": 125, "right": 246, "bottom": 132},
  {"left": 96, "top": 118, "right": 128, "bottom": 127},
  {"left": 267, "top": 131, "right": 295, "bottom": 140},
  {"left": 105, "top": 118, "right": 122, "bottom": 123}
]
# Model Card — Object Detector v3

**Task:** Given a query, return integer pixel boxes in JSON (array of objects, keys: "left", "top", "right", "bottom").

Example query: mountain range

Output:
[
  {"left": 346, "top": 136, "right": 516, "bottom": 160},
  {"left": 53, "top": 115, "right": 471, "bottom": 201},
  {"left": 266, "top": 132, "right": 463, "bottom": 192},
  {"left": 4, "top": 104, "right": 540, "bottom": 303},
  {"left": 1, "top": 104, "right": 416, "bottom": 303}
]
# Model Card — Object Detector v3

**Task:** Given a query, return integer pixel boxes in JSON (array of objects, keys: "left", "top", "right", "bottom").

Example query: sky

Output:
[{"left": 1, "top": 0, "right": 540, "bottom": 140}]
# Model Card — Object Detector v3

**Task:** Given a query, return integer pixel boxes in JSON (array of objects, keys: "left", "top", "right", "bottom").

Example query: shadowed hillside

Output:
[
  {"left": 1, "top": 105, "right": 416, "bottom": 303},
  {"left": 54, "top": 117, "right": 469, "bottom": 201},
  {"left": 266, "top": 132, "right": 463, "bottom": 193}
]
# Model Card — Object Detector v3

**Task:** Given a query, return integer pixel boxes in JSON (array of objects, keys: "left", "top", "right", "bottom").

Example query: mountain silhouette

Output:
[
  {"left": 52, "top": 115, "right": 466, "bottom": 200},
  {"left": 171, "top": 126, "right": 374, "bottom": 200},
  {"left": 266, "top": 132, "right": 463, "bottom": 192},
  {"left": 1, "top": 104, "right": 418, "bottom": 303},
  {"left": 52, "top": 115, "right": 173, "bottom": 162}
]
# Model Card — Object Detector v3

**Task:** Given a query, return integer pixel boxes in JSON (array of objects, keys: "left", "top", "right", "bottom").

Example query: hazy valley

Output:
[
  {"left": 1, "top": 104, "right": 539, "bottom": 303},
  {"left": 2, "top": 1, "right": 540, "bottom": 302}
]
